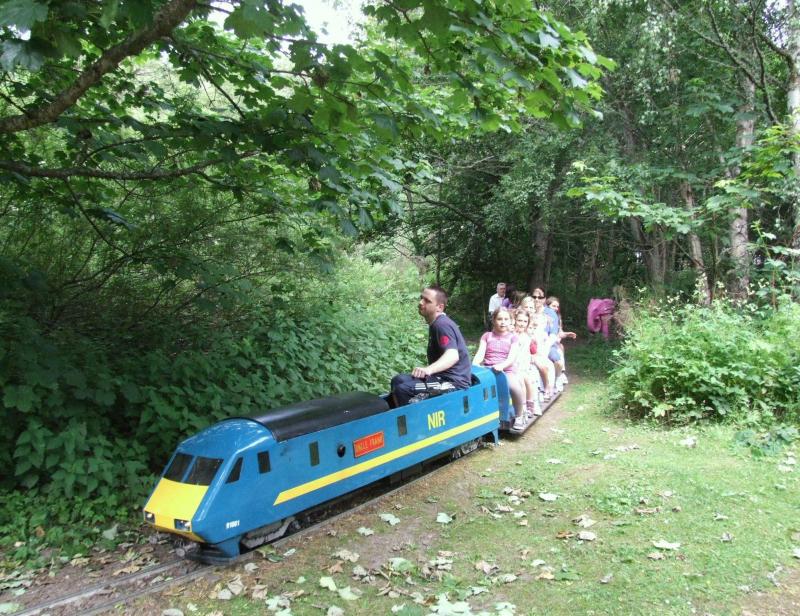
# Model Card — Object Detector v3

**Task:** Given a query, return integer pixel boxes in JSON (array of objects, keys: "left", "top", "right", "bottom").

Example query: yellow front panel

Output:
[{"left": 144, "top": 478, "right": 208, "bottom": 542}]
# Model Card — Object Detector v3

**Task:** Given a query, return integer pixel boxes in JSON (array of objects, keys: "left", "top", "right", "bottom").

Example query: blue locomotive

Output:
[{"left": 143, "top": 366, "right": 522, "bottom": 562}]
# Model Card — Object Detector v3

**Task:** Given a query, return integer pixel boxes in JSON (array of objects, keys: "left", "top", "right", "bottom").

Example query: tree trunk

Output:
[
  {"left": 529, "top": 214, "right": 549, "bottom": 291},
  {"left": 680, "top": 181, "right": 711, "bottom": 304},
  {"left": 729, "top": 76, "right": 754, "bottom": 298},
  {"left": 587, "top": 229, "right": 601, "bottom": 287},
  {"left": 606, "top": 225, "right": 616, "bottom": 283},
  {"left": 544, "top": 232, "right": 554, "bottom": 290},
  {"left": 630, "top": 217, "right": 666, "bottom": 288},
  {"left": 790, "top": 0, "right": 800, "bottom": 250}
]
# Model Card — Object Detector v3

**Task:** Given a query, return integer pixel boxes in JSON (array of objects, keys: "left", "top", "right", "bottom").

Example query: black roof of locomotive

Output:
[{"left": 249, "top": 391, "right": 390, "bottom": 442}]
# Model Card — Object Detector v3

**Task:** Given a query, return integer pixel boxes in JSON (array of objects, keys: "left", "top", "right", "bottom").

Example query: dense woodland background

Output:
[{"left": 1, "top": 0, "right": 800, "bottom": 546}]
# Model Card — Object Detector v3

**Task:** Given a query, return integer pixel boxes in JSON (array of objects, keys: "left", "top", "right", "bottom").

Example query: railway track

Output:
[
  {"left": 12, "top": 557, "right": 204, "bottom": 616},
  {"left": 10, "top": 443, "right": 479, "bottom": 615},
  {"left": 12, "top": 393, "right": 563, "bottom": 615}
]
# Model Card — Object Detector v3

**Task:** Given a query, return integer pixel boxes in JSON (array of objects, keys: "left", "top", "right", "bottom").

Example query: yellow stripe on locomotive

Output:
[{"left": 273, "top": 410, "right": 498, "bottom": 505}]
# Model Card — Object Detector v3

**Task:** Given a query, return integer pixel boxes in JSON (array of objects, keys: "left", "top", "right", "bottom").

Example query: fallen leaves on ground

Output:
[
  {"left": 380, "top": 513, "right": 401, "bottom": 526},
  {"left": 536, "top": 568, "right": 555, "bottom": 581},
  {"left": 573, "top": 514, "right": 596, "bottom": 528},
  {"left": 226, "top": 574, "right": 245, "bottom": 596},
  {"left": 337, "top": 585, "right": 363, "bottom": 600},
  {"left": 319, "top": 576, "right": 337, "bottom": 591},
  {"left": 474, "top": 560, "right": 499, "bottom": 575},
  {"left": 327, "top": 561, "right": 344, "bottom": 574},
  {"left": 436, "top": 512, "right": 454, "bottom": 525},
  {"left": 265, "top": 594, "right": 292, "bottom": 612},
  {"left": 386, "top": 557, "right": 415, "bottom": 574},
  {"left": 333, "top": 549, "right": 359, "bottom": 563},
  {"left": 652, "top": 539, "right": 681, "bottom": 550},
  {"left": 251, "top": 584, "right": 269, "bottom": 600}
]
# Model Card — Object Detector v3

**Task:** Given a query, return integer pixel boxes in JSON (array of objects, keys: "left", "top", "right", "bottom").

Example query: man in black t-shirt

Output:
[{"left": 390, "top": 286, "right": 472, "bottom": 407}]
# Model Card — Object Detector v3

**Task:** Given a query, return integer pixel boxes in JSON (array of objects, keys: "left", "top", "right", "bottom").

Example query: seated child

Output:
[
  {"left": 528, "top": 312, "right": 556, "bottom": 400},
  {"left": 513, "top": 308, "right": 542, "bottom": 418},
  {"left": 473, "top": 307, "right": 527, "bottom": 431}
]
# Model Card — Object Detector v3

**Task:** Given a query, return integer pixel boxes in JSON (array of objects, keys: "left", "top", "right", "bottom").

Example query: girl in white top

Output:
[{"left": 513, "top": 309, "right": 542, "bottom": 417}]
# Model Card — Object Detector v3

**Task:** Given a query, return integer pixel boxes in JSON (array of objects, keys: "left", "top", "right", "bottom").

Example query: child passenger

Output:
[
  {"left": 545, "top": 296, "right": 576, "bottom": 391},
  {"left": 513, "top": 309, "right": 542, "bottom": 418},
  {"left": 528, "top": 312, "right": 556, "bottom": 400},
  {"left": 473, "top": 307, "right": 528, "bottom": 431}
]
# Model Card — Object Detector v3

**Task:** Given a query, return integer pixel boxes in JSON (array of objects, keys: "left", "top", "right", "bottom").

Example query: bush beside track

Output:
[{"left": 610, "top": 298, "right": 800, "bottom": 425}]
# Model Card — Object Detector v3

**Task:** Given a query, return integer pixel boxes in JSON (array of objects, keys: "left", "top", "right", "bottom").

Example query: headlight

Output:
[
  {"left": 144, "top": 511, "right": 155, "bottom": 523},
  {"left": 174, "top": 519, "right": 191, "bottom": 531}
]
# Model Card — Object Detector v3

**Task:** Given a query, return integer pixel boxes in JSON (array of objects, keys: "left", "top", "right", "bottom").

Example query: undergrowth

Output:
[{"left": 610, "top": 297, "right": 800, "bottom": 425}]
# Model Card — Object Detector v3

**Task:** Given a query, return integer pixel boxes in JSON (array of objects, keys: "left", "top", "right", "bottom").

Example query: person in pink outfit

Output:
[
  {"left": 473, "top": 307, "right": 527, "bottom": 430},
  {"left": 587, "top": 298, "right": 616, "bottom": 340}
]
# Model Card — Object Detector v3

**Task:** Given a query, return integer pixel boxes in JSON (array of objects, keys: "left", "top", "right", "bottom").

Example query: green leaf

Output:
[
  {"left": 538, "top": 31, "right": 560, "bottom": 49},
  {"left": 0, "top": 40, "right": 44, "bottom": 71},
  {"left": 4, "top": 385, "right": 34, "bottom": 412},
  {"left": 422, "top": 2, "right": 450, "bottom": 36},
  {"left": 100, "top": 0, "right": 120, "bottom": 28},
  {"left": 0, "top": 0, "right": 48, "bottom": 29},
  {"left": 371, "top": 113, "right": 399, "bottom": 139}
]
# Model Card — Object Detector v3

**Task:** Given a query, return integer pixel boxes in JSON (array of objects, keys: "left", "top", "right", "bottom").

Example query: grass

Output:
[{"left": 152, "top": 342, "right": 800, "bottom": 616}]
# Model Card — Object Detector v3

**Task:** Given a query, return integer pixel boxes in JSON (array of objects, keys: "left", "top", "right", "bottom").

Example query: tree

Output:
[{"left": 0, "top": 0, "right": 608, "bottom": 228}]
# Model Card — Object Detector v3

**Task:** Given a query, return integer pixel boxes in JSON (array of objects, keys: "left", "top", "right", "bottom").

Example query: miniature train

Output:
[{"left": 142, "top": 367, "right": 558, "bottom": 563}]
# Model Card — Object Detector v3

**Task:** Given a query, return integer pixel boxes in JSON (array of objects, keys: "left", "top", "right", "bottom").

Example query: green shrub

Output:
[
  {"left": 0, "top": 490, "right": 135, "bottom": 567},
  {"left": 610, "top": 299, "right": 800, "bottom": 424},
  {"left": 2, "top": 255, "right": 426, "bottom": 507}
]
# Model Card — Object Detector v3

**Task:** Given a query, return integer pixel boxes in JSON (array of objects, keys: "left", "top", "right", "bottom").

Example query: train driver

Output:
[{"left": 390, "top": 285, "right": 472, "bottom": 407}]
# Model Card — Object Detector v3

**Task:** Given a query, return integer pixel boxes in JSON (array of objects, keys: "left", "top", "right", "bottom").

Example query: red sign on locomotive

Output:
[{"left": 353, "top": 431, "right": 385, "bottom": 457}]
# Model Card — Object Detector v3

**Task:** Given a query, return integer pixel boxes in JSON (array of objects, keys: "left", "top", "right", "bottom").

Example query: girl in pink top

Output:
[{"left": 473, "top": 307, "right": 527, "bottom": 430}]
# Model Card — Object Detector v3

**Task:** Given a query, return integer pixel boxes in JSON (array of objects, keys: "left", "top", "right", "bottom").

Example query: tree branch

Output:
[
  {"left": 749, "top": 7, "right": 779, "bottom": 124},
  {"left": 405, "top": 187, "right": 484, "bottom": 226},
  {"left": 0, "top": 0, "right": 198, "bottom": 134},
  {"left": 0, "top": 151, "right": 258, "bottom": 180}
]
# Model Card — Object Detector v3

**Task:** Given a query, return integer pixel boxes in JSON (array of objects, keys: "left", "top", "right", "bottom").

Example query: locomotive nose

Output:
[{"left": 143, "top": 478, "right": 207, "bottom": 542}]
